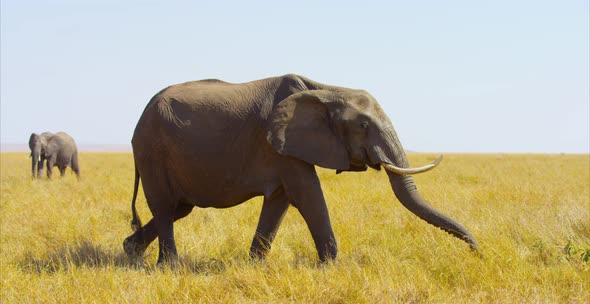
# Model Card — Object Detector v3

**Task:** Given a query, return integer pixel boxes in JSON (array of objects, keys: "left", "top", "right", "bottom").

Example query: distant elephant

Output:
[
  {"left": 123, "top": 74, "right": 478, "bottom": 265},
  {"left": 29, "top": 131, "right": 80, "bottom": 180}
]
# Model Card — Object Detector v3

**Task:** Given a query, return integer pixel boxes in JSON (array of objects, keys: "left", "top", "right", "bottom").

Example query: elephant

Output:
[
  {"left": 29, "top": 131, "right": 80, "bottom": 180},
  {"left": 123, "top": 74, "right": 478, "bottom": 265}
]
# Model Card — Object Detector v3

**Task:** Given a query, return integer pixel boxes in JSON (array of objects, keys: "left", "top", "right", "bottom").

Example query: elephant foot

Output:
[
  {"left": 249, "top": 249, "right": 268, "bottom": 261},
  {"left": 156, "top": 255, "right": 180, "bottom": 269},
  {"left": 123, "top": 235, "right": 148, "bottom": 260},
  {"left": 249, "top": 242, "right": 270, "bottom": 261}
]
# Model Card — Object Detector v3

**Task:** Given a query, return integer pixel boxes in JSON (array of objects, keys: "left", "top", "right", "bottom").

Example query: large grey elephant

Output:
[
  {"left": 29, "top": 131, "right": 80, "bottom": 180},
  {"left": 123, "top": 74, "right": 478, "bottom": 264}
]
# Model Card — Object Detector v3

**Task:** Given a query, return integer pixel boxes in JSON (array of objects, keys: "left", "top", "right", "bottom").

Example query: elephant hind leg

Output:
[
  {"left": 59, "top": 166, "right": 67, "bottom": 177},
  {"left": 71, "top": 153, "right": 81, "bottom": 180},
  {"left": 130, "top": 160, "right": 191, "bottom": 265},
  {"left": 153, "top": 212, "right": 177, "bottom": 265},
  {"left": 154, "top": 202, "right": 194, "bottom": 265},
  {"left": 250, "top": 187, "right": 290, "bottom": 260},
  {"left": 123, "top": 218, "right": 157, "bottom": 259},
  {"left": 123, "top": 202, "right": 194, "bottom": 262}
]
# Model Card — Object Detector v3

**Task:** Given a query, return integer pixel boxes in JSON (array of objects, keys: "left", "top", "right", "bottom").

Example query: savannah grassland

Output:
[{"left": 0, "top": 152, "right": 588, "bottom": 303}]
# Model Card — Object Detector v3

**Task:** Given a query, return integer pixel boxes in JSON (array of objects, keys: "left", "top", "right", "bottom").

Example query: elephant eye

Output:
[{"left": 360, "top": 121, "right": 369, "bottom": 129}]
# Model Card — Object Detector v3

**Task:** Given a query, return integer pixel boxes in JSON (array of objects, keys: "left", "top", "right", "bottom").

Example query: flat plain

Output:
[{"left": 1, "top": 152, "right": 588, "bottom": 303}]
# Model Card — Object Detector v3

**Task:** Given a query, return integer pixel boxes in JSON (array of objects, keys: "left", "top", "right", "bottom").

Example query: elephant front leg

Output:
[
  {"left": 250, "top": 187, "right": 290, "bottom": 260},
  {"left": 280, "top": 162, "right": 337, "bottom": 263},
  {"left": 46, "top": 156, "right": 56, "bottom": 179}
]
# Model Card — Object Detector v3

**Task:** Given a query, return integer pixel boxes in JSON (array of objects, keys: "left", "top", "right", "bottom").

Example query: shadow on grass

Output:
[{"left": 19, "top": 240, "right": 228, "bottom": 275}]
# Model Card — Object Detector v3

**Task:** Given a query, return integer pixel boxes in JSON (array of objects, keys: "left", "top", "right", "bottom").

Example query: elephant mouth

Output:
[
  {"left": 336, "top": 162, "right": 381, "bottom": 174},
  {"left": 362, "top": 147, "right": 382, "bottom": 170},
  {"left": 336, "top": 148, "right": 381, "bottom": 174},
  {"left": 336, "top": 163, "right": 367, "bottom": 174},
  {"left": 367, "top": 162, "right": 382, "bottom": 170},
  {"left": 336, "top": 148, "right": 381, "bottom": 173}
]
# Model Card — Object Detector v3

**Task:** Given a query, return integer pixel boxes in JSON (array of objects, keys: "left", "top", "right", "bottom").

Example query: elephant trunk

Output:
[
  {"left": 371, "top": 127, "right": 478, "bottom": 250},
  {"left": 386, "top": 172, "right": 478, "bottom": 250},
  {"left": 31, "top": 149, "right": 40, "bottom": 178}
]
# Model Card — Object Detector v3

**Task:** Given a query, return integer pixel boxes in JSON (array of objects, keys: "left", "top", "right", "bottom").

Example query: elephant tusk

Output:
[{"left": 382, "top": 155, "right": 443, "bottom": 175}]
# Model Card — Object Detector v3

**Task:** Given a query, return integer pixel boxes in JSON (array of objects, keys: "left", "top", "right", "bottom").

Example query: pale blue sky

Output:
[{"left": 1, "top": 1, "right": 588, "bottom": 153}]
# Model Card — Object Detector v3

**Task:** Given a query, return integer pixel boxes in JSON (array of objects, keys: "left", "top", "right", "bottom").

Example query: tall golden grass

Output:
[{"left": 1, "top": 152, "right": 588, "bottom": 303}]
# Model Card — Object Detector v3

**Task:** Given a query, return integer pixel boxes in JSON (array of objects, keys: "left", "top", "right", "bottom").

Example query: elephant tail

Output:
[{"left": 130, "top": 165, "right": 142, "bottom": 231}]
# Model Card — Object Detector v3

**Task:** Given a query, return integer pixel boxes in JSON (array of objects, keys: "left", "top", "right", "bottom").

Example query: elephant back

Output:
[{"left": 47, "top": 132, "right": 78, "bottom": 156}]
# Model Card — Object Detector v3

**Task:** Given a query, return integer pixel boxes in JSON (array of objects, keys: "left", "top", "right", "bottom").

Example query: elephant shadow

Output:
[{"left": 18, "top": 240, "right": 227, "bottom": 275}]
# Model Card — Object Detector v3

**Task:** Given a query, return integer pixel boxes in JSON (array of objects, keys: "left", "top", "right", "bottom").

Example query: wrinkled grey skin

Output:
[
  {"left": 29, "top": 132, "right": 80, "bottom": 180},
  {"left": 124, "top": 74, "right": 478, "bottom": 264}
]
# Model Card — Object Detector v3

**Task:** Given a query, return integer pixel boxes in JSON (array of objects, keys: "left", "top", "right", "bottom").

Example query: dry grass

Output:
[{"left": 1, "top": 152, "right": 588, "bottom": 303}]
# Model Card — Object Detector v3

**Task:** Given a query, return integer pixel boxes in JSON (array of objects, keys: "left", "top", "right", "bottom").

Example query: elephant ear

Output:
[
  {"left": 266, "top": 90, "right": 350, "bottom": 170},
  {"left": 29, "top": 133, "right": 39, "bottom": 147}
]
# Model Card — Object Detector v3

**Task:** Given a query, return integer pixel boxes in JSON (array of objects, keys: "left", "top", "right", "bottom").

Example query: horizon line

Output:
[
  {"left": 0, "top": 143, "right": 132, "bottom": 152},
  {"left": 1, "top": 143, "right": 588, "bottom": 154}
]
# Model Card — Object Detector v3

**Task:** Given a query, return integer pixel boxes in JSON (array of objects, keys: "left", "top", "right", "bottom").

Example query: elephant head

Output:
[
  {"left": 29, "top": 132, "right": 53, "bottom": 178},
  {"left": 267, "top": 90, "right": 478, "bottom": 250}
]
